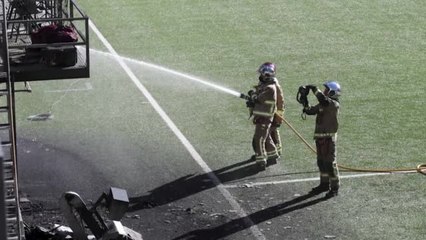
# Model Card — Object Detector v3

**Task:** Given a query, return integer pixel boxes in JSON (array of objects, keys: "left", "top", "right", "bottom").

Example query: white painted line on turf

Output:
[
  {"left": 89, "top": 20, "right": 266, "bottom": 240},
  {"left": 46, "top": 82, "right": 93, "bottom": 93},
  {"left": 223, "top": 171, "right": 417, "bottom": 189}
]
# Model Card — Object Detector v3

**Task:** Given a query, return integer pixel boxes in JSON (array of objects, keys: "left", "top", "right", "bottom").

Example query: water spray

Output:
[{"left": 90, "top": 48, "right": 248, "bottom": 100}]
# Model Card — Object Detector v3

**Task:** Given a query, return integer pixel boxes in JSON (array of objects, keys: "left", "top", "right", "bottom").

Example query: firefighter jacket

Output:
[
  {"left": 252, "top": 80, "right": 277, "bottom": 124},
  {"left": 274, "top": 81, "right": 285, "bottom": 124},
  {"left": 304, "top": 89, "right": 339, "bottom": 139}
]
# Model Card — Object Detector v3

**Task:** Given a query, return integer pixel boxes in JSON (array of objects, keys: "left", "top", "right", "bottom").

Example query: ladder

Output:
[
  {"left": 1, "top": 0, "right": 24, "bottom": 240},
  {"left": 0, "top": 80, "right": 22, "bottom": 240}
]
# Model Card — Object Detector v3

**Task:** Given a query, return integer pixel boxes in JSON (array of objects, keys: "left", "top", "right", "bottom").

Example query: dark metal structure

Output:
[
  {"left": 0, "top": 1, "right": 90, "bottom": 239},
  {"left": 60, "top": 187, "right": 131, "bottom": 240}
]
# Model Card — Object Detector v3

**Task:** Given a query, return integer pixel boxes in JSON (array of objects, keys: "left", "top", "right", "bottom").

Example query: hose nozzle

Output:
[{"left": 240, "top": 93, "right": 250, "bottom": 100}]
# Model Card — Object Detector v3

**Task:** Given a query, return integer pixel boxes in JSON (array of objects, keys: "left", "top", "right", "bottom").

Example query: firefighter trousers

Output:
[
  {"left": 253, "top": 123, "right": 278, "bottom": 162},
  {"left": 270, "top": 124, "right": 282, "bottom": 156},
  {"left": 315, "top": 137, "right": 340, "bottom": 190}
]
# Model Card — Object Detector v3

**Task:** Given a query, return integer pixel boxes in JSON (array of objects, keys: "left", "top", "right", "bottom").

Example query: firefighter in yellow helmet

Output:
[
  {"left": 246, "top": 62, "right": 283, "bottom": 170},
  {"left": 303, "top": 81, "right": 341, "bottom": 198}
]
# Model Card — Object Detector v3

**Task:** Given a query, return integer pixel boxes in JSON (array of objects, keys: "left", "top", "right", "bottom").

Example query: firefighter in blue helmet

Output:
[{"left": 303, "top": 81, "right": 341, "bottom": 198}]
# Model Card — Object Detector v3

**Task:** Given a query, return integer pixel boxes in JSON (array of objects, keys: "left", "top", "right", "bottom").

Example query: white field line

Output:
[
  {"left": 88, "top": 20, "right": 266, "bottom": 240},
  {"left": 222, "top": 171, "right": 417, "bottom": 189},
  {"left": 45, "top": 82, "right": 93, "bottom": 93}
]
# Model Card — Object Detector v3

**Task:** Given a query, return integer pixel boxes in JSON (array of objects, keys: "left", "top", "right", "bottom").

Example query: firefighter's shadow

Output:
[
  {"left": 172, "top": 193, "right": 328, "bottom": 240},
  {"left": 128, "top": 159, "right": 260, "bottom": 211}
]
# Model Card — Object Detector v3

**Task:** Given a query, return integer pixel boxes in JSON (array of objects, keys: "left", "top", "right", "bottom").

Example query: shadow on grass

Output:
[
  {"left": 172, "top": 192, "right": 328, "bottom": 240},
  {"left": 128, "top": 159, "right": 261, "bottom": 210}
]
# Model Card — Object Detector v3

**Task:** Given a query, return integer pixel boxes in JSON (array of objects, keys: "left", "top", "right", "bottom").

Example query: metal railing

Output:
[
  {"left": 5, "top": 0, "right": 90, "bottom": 75},
  {"left": 0, "top": 1, "right": 90, "bottom": 239}
]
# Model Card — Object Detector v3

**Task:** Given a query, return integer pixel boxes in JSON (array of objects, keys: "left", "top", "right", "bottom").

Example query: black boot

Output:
[
  {"left": 266, "top": 156, "right": 279, "bottom": 166},
  {"left": 256, "top": 159, "right": 267, "bottom": 171},
  {"left": 325, "top": 188, "right": 339, "bottom": 198},
  {"left": 309, "top": 184, "right": 329, "bottom": 194}
]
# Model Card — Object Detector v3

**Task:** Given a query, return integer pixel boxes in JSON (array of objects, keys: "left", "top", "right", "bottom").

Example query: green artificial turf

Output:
[{"left": 16, "top": 0, "right": 425, "bottom": 239}]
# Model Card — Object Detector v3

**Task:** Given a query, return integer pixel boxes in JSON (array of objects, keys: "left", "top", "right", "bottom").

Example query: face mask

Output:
[{"left": 324, "top": 88, "right": 330, "bottom": 96}]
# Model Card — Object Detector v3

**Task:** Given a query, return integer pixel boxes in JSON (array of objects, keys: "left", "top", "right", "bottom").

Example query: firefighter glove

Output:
[
  {"left": 246, "top": 100, "right": 255, "bottom": 108},
  {"left": 248, "top": 90, "right": 258, "bottom": 102},
  {"left": 273, "top": 109, "right": 285, "bottom": 125},
  {"left": 302, "top": 106, "right": 310, "bottom": 113},
  {"left": 247, "top": 89, "right": 256, "bottom": 97}
]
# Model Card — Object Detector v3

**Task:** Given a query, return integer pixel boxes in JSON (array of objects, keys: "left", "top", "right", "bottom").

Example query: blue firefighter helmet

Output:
[{"left": 323, "top": 81, "right": 341, "bottom": 100}]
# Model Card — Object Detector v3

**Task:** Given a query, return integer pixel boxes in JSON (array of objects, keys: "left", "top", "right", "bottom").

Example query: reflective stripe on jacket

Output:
[
  {"left": 253, "top": 83, "right": 277, "bottom": 121},
  {"left": 253, "top": 100, "right": 275, "bottom": 117}
]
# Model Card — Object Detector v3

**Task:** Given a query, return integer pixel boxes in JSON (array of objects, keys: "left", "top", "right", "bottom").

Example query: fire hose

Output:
[
  {"left": 240, "top": 92, "right": 426, "bottom": 175},
  {"left": 279, "top": 114, "right": 426, "bottom": 175}
]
